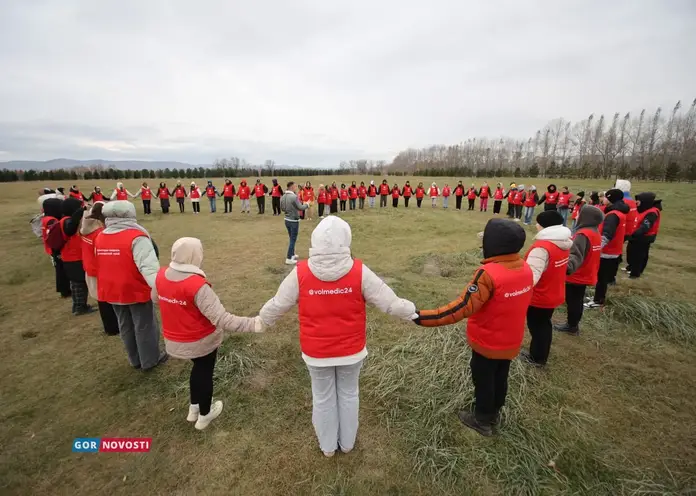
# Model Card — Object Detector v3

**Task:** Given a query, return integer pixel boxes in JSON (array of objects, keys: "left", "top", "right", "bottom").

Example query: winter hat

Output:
[
  {"left": 636, "top": 192, "right": 657, "bottom": 213},
  {"left": 272, "top": 178, "right": 278, "bottom": 186},
  {"left": 481, "top": 219, "right": 526, "bottom": 259},
  {"left": 605, "top": 188, "right": 624, "bottom": 204},
  {"left": 536, "top": 210, "right": 564, "bottom": 228},
  {"left": 169, "top": 237, "right": 206, "bottom": 277},
  {"left": 530, "top": 185, "right": 537, "bottom": 191},
  {"left": 575, "top": 205, "right": 603, "bottom": 231},
  {"left": 577, "top": 191, "right": 585, "bottom": 198},
  {"left": 62, "top": 198, "right": 83, "bottom": 216},
  {"left": 517, "top": 184, "right": 525, "bottom": 190},
  {"left": 590, "top": 191, "right": 600, "bottom": 204}
]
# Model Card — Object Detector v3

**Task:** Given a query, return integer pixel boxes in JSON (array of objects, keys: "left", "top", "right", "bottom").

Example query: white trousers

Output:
[
  {"left": 240, "top": 199, "right": 250, "bottom": 212},
  {"left": 306, "top": 360, "right": 363, "bottom": 453}
]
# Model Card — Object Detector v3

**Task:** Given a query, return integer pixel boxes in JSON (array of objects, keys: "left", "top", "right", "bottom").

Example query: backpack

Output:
[{"left": 46, "top": 220, "right": 67, "bottom": 253}]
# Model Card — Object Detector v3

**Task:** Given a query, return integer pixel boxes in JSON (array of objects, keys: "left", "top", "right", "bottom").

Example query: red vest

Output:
[
  {"left": 567, "top": 229, "right": 601, "bottom": 286},
  {"left": 156, "top": 269, "right": 216, "bottom": 343},
  {"left": 306, "top": 188, "right": 315, "bottom": 201},
  {"left": 159, "top": 188, "right": 170, "bottom": 199},
  {"left": 368, "top": 185, "right": 377, "bottom": 197},
  {"left": 636, "top": 207, "right": 661, "bottom": 236},
  {"left": 524, "top": 192, "right": 537, "bottom": 207},
  {"left": 330, "top": 188, "right": 339, "bottom": 200},
  {"left": 602, "top": 210, "right": 626, "bottom": 256},
  {"left": 92, "top": 192, "right": 105, "bottom": 202},
  {"left": 190, "top": 188, "right": 200, "bottom": 199},
  {"left": 60, "top": 217, "right": 83, "bottom": 262},
  {"left": 402, "top": 186, "right": 412, "bottom": 197},
  {"left": 467, "top": 188, "right": 477, "bottom": 199},
  {"left": 238, "top": 186, "right": 250, "bottom": 199},
  {"left": 479, "top": 186, "right": 490, "bottom": 198},
  {"left": 41, "top": 216, "right": 57, "bottom": 254},
  {"left": 494, "top": 188, "right": 504, "bottom": 200},
  {"left": 391, "top": 188, "right": 400, "bottom": 198},
  {"left": 223, "top": 184, "right": 235, "bottom": 197},
  {"left": 206, "top": 186, "right": 216, "bottom": 198},
  {"left": 255, "top": 184, "right": 265, "bottom": 196},
  {"left": 340, "top": 189, "right": 349, "bottom": 200},
  {"left": 116, "top": 189, "right": 128, "bottom": 200},
  {"left": 140, "top": 187, "right": 152, "bottom": 200},
  {"left": 358, "top": 186, "right": 367, "bottom": 198},
  {"left": 454, "top": 186, "right": 464, "bottom": 197},
  {"left": 69, "top": 191, "right": 82, "bottom": 201},
  {"left": 429, "top": 187, "right": 438, "bottom": 197},
  {"left": 415, "top": 187, "right": 425, "bottom": 199},
  {"left": 349, "top": 186, "right": 358, "bottom": 199},
  {"left": 507, "top": 191, "right": 517, "bottom": 203},
  {"left": 95, "top": 229, "right": 152, "bottom": 304},
  {"left": 442, "top": 187, "right": 451, "bottom": 197},
  {"left": 297, "top": 260, "right": 366, "bottom": 359},
  {"left": 271, "top": 185, "right": 282, "bottom": 197},
  {"left": 545, "top": 192, "right": 559, "bottom": 204},
  {"left": 318, "top": 191, "right": 327, "bottom": 203},
  {"left": 467, "top": 262, "right": 533, "bottom": 354},
  {"left": 175, "top": 187, "right": 186, "bottom": 199},
  {"left": 525, "top": 240, "right": 569, "bottom": 308},
  {"left": 513, "top": 191, "right": 524, "bottom": 205},
  {"left": 558, "top": 192, "right": 571, "bottom": 207},
  {"left": 80, "top": 228, "right": 103, "bottom": 277},
  {"left": 624, "top": 199, "right": 638, "bottom": 235},
  {"left": 379, "top": 184, "right": 390, "bottom": 195},
  {"left": 571, "top": 201, "right": 583, "bottom": 219}
]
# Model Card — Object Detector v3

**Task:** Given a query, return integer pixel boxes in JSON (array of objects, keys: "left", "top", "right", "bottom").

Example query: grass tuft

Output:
[{"left": 607, "top": 296, "right": 696, "bottom": 344}]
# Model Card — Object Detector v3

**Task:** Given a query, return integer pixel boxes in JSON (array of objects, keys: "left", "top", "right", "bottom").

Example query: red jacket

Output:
[
  {"left": 479, "top": 186, "right": 490, "bottom": 198},
  {"left": 513, "top": 191, "right": 524, "bottom": 205},
  {"left": 254, "top": 184, "right": 266, "bottom": 197},
  {"left": 330, "top": 187, "right": 339, "bottom": 200},
  {"left": 158, "top": 188, "right": 170, "bottom": 199},
  {"left": 402, "top": 186, "right": 413, "bottom": 197},
  {"left": 190, "top": 188, "right": 201, "bottom": 199},
  {"left": 271, "top": 185, "right": 282, "bottom": 198},
  {"left": 558, "top": 192, "right": 571, "bottom": 208},
  {"left": 624, "top": 198, "right": 638, "bottom": 235},
  {"left": 305, "top": 187, "right": 315, "bottom": 201},
  {"left": 174, "top": 186, "right": 187, "bottom": 199},
  {"left": 525, "top": 240, "right": 569, "bottom": 308},
  {"left": 59, "top": 217, "right": 82, "bottom": 262},
  {"left": 358, "top": 186, "right": 367, "bottom": 198},
  {"left": 494, "top": 188, "right": 504, "bottom": 200},
  {"left": 442, "top": 187, "right": 451, "bottom": 197},
  {"left": 156, "top": 270, "right": 216, "bottom": 343},
  {"left": 41, "top": 216, "right": 57, "bottom": 254},
  {"left": 368, "top": 185, "right": 377, "bottom": 197},
  {"left": 80, "top": 228, "right": 103, "bottom": 277},
  {"left": 454, "top": 185, "right": 464, "bottom": 197},
  {"left": 524, "top": 192, "right": 537, "bottom": 207},
  {"left": 603, "top": 210, "right": 627, "bottom": 256},
  {"left": 415, "top": 187, "right": 425, "bottom": 199},
  {"left": 348, "top": 186, "right": 358, "bottom": 199},
  {"left": 467, "top": 188, "right": 477, "bottom": 200},
  {"left": 545, "top": 192, "right": 559, "bottom": 204},
  {"left": 429, "top": 186, "right": 439, "bottom": 197},
  {"left": 567, "top": 229, "right": 601, "bottom": 286},
  {"left": 297, "top": 260, "right": 366, "bottom": 359},
  {"left": 223, "top": 184, "right": 235, "bottom": 197},
  {"left": 238, "top": 185, "right": 250, "bottom": 200},
  {"left": 571, "top": 201, "right": 584, "bottom": 220},
  {"left": 95, "top": 229, "right": 151, "bottom": 304},
  {"left": 141, "top": 187, "right": 152, "bottom": 200},
  {"left": 391, "top": 187, "right": 400, "bottom": 198},
  {"left": 92, "top": 192, "right": 105, "bottom": 202},
  {"left": 115, "top": 189, "right": 129, "bottom": 200},
  {"left": 340, "top": 188, "right": 349, "bottom": 200},
  {"left": 318, "top": 190, "right": 327, "bottom": 203},
  {"left": 206, "top": 186, "right": 216, "bottom": 198},
  {"left": 636, "top": 207, "right": 661, "bottom": 236},
  {"left": 379, "top": 184, "right": 390, "bottom": 195}
]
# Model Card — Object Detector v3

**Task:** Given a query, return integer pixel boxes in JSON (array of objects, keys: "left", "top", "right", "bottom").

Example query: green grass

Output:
[{"left": 1, "top": 176, "right": 695, "bottom": 495}]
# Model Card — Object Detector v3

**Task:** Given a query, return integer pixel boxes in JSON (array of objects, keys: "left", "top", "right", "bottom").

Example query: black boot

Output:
[
  {"left": 554, "top": 323, "right": 579, "bottom": 336},
  {"left": 458, "top": 411, "right": 493, "bottom": 437},
  {"left": 518, "top": 349, "right": 544, "bottom": 367}
]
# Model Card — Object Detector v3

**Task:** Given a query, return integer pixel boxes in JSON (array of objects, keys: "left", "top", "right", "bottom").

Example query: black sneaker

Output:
[
  {"left": 458, "top": 411, "right": 493, "bottom": 437},
  {"left": 74, "top": 305, "right": 95, "bottom": 316},
  {"left": 554, "top": 323, "right": 579, "bottom": 336},
  {"left": 519, "top": 350, "right": 545, "bottom": 367},
  {"left": 142, "top": 351, "right": 169, "bottom": 371}
]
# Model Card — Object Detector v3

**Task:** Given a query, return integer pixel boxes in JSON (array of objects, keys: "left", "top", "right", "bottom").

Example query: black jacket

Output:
[{"left": 631, "top": 192, "right": 661, "bottom": 243}]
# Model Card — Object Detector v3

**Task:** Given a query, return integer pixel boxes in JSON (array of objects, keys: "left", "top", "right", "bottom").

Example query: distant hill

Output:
[{"left": 0, "top": 159, "right": 208, "bottom": 171}]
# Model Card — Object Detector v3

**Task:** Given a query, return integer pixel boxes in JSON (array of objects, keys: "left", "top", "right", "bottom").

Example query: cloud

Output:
[{"left": 0, "top": 0, "right": 694, "bottom": 166}]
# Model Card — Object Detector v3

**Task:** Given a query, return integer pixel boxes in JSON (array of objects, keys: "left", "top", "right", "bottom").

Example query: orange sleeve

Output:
[{"left": 416, "top": 268, "right": 493, "bottom": 327}]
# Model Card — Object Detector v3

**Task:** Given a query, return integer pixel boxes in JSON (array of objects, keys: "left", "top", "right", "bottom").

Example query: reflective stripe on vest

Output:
[
  {"left": 156, "top": 269, "right": 216, "bottom": 343},
  {"left": 567, "top": 229, "right": 601, "bottom": 286},
  {"left": 525, "top": 240, "right": 569, "bottom": 308},
  {"left": 297, "top": 260, "right": 366, "bottom": 359},
  {"left": 95, "top": 229, "right": 151, "bottom": 304}
]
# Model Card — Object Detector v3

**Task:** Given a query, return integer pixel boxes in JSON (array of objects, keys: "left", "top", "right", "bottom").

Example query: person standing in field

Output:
[
  {"left": 429, "top": 182, "right": 439, "bottom": 207},
  {"left": 173, "top": 181, "right": 187, "bottom": 213},
  {"left": 442, "top": 184, "right": 451, "bottom": 209},
  {"left": 111, "top": 182, "right": 134, "bottom": 201},
  {"left": 413, "top": 218, "right": 533, "bottom": 436},
  {"left": 454, "top": 181, "right": 465, "bottom": 211},
  {"left": 281, "top": 181, "right": 309, "bottom": 265},
  {"left": 156, "top": 182, "right": 171, "bottom": 214},
  {"left": 324, "top": 185, "right": 333, "bottom": 216},
  {"left": 304, "top": 181, "right": 315, "bottom": 219},
  {"left": 259, "top": 216, "right": 417, "bottom": 456},
  {"left": 271, "top": 179, "right": 283, "bottom": 216},
  {"left": 205, "top": 181, "right": 218, "bottom": 213},
  {"left": 86, "top": 186, "right": 106, "bottom": 204},
  {"left": 537, "top": 184, "right": 559, "bottom": 211},
  {"left": 555, "top": 205, "right": 603, "bottom": 335},
  {"left": 402, "top": 181, "right": 413, "bottom": 208},
  {"left": 221, "top": 179, "right": 236, "bottom": 213},
  {"left": 134, "top": 182, "right": 153, "bottom": 215},
  {"left": 513, "top": 185, "right": 525, "bottom": 221},
  {"left": 493, "top": 183, "right": 504, "bottom": 215},
  {"left": 190, "top": 182, "right": 202, "bottom": 214},
  {"left": 390, "top": 183, "right": 401, "bottom": 207},
  {"left": 415, "top": 182, "right": 425, "bottom": 208},
  {"left": 504, "top": 184, "right": 517, "bottom": 218},
  {"left": 522, "top": 186, "right": 538, "bottom": 225},
  {"left": 317, "top": 185, "right": 327, "bottom": 218},
  {"left": 615, "top": 179, "right": 637, "bottom": 272},
  {"left": 252, "top": 179, "right": 268, "bottom": 214},
  {"left": 42, "top": 198, "right": 72, "bottom": 298},
  {"left": 95, "top": 201, "right": 168, "bottom": 371},
  {"left": 157, "top": 237, "right": 263, "bottom": 430},
  {"left": 328, "top": 182, "right": 338, "bottom": 214},
  {"left": 467, "top": 183, "right": 478, "bottom": 211},
  {"left": 556, "top": 186, "right": 572, "bottom": 226},
  {"left": 367, "top": 181, "right": 377, "bottom": 208},
  {"left": 358, "top": 181, "right": 367, "bottom": 209},
  {"left": 348, "top": 181, "right": 358, "bottom": 211},
  {"left": 570, "top": 192, "right": 585, "bottom": 230},
  {"left": 585, "top": 189, "right": 629, "bottom": 309},
  {"left": 339, "top": 184, "right": 348, "bottom": 212},
  {"left": 237, "top": 180, "right": 251, "bottom": 214},
  {"left": 519, "top": 211, "right": 572, "bottom": 367},
  {"left": 379, "top": 179, "right": 390, "bottom": 208},
  {"left": 478, "top": 182, "right": 490, "bottom": 212},
  {"left": 69, "top": 185, "right": 87, "bottom": 205},
  {"left": 625, "top": 192, "right": 662, "bottom": 279}
]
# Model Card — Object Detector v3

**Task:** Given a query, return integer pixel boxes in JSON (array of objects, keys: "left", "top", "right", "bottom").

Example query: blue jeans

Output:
[
  {"left": 524, "top": 206, "right": 535, "bottom": 224},
  {"left": 208, "top": 197, "right": 216, "bottom": 213},
  {"left": 558, "top": 207, "right": 569, "bottom": 226},
  {"left": 285, "top": 220, "right": 299, "bottom": 260}
]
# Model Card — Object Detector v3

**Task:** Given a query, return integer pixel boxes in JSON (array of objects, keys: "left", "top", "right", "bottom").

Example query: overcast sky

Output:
[{"left": 1, "top": 0, "right": 694, "bottom": 166}]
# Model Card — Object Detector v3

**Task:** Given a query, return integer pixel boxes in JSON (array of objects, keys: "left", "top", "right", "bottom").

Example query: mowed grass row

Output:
[{"left": 0, "top": 177, "right": 695, "bottom": 495}]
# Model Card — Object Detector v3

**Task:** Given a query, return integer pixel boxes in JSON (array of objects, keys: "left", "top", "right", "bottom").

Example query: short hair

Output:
[{"left": 287, "top": 181, "right": 295, "bottom": 189}]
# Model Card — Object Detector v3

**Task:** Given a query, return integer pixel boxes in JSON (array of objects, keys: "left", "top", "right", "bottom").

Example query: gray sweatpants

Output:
[
  {"left": 368, "top": 197, "right": 376, "bottom": 208},
  {"left": 241, "top": 199, "right": 251, "bottom": 212},
  {"left": 112, "top": 301, "right": 161, "bottom": 370},
  {"left": 306, "top": 360, "right": 363, "bottom": 453}
]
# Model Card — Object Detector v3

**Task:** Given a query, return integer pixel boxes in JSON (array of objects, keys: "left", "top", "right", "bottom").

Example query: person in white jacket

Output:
[{"left": 259, "top": 216, "right": 417, "bottom": 457}]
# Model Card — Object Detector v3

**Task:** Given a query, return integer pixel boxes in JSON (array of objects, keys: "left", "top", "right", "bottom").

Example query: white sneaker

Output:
[
  {"left": 194, "top": 400, "right": 223, "bottom": 430},
  {"left": 292, "top": 255, "right": 299, "bottom": 260},
  {"left": 285, "top": 258, "right": 298, "bottom": 265},
  {"left": 584, "top": 301, "right": 602, "bottom": 310},
  {"left": 187, "top": 404, "right": 200, "bottom": 422},
  {"left": 323, "top": 450, "right": 335, "bottom": 458}
]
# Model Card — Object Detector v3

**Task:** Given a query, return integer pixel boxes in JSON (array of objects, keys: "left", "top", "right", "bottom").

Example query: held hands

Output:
[
  {"left": 253, "top": 316, "right": 266, "bottom": 333},
  {"left": 411, "top": 311, "right": 422, "bottom": 326}
]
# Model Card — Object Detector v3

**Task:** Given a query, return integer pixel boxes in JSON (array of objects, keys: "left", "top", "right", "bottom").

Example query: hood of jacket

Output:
[
  {"left": 169, "top": 237, "right": 206, "bottom": 277},
  {"left": 574, "top": 205, "right": 603, "bottom": 231},
  {"left": 308, "top": 216, "right": 354, "bottom": 282},
  {"left": 534, "top": 225, "right": 573, "bottom": 250},
  {"left": 482, "top": 218, "right": 526, "bottom": 259},
  {"left": 605, "top": 199, "right": 630, "bottom": 216},
  {"left": 80, "top": 205, "right": 105, "bottom": 235},
  {"left": 42, "top": 198, "right": 64, "bottom": 218},
  {"left": 636, "top": 192, "right": 656, "bottom": 212},
  {"left": 547, "top": 184, "right": 557, "bottom": 193},
  {"left": 62, "top": 198, "right": 82, "bottom": 216},
  {"left": 615, "top": 179, "right": 632, "bottom": 197}
]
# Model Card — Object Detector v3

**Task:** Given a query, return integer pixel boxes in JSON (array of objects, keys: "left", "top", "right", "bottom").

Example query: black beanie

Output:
[
  {"left": 605, "top": 188, "right": 624, "bottom": 204},
  {"left": 536, "top": 210, "right": 564, "bottom": 228}
]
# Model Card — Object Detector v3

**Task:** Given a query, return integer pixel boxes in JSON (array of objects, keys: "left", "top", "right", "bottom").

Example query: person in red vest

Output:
[
  {"left": 478, "top": 182, "right": 491, "bottom": 212},
  {"left": 46, "top": 198, "right": 94, "bottom": 315},
  {"left": 503, "top": 184, "right": 517, "bottom": 218},
  {"left": 42, "top": 198, "right": 72, "bottom": 298},
  {"left": 156, "top": 182, "right": 171, "bottom": 214},
  {"left": 626, "top": 192, "right": 662, "bottom": 279},
  {"left": 570, "top": 191, "right": 585, "bottom": 229},
  {"left": 537, "top": 184, "right": 559, "bottom": 211},
  {"left": 339, "top": 183, "right": 349, "bottom": 212},
  {"left": 251, "top": 179, "right": 268, "bottom": 214},
  {"left": 111, "top": 182, "right": 134, "bottom": 202},
  {"left": 554, "top": 205, "right": 603, "bottom": 336},
  {"left": 441, "top": 184, "right": 451, "bottom": 209},
  {"left": 415, "top": 182, "right": 425, "bottom": 208},
  {"left": 367, "top": 180, "right": 377, "bottom": 208},
  {"left": 135, "top": 182, "right": 153, "bottom": 215},
  {"left": 466, "top": 183, "right": 478, "bottom": 211},
  {"left": 190, "top": 182, "right": 202, "bottom": 214},
  {"left": 269, "top": 178, "right": 283, "bottom": 216},
  {"left": 259, "top": 216, "right": 417, "bottom": 455},
  {"left": 348, "top": 181, "right": 358, "bottom": 210},
  {"left": 204, "top": 180, "right": 218, "bottom": 213},
  {"left": 69, "top": 185, "right": 87, "bottom": 205},
  {"left": 95, "top": 200, "right": 167, "bottom": 371},
  {"left": 173, "top": 181, "right": 188, "bottom": 213},
  {"left": 454, "top": 181, "right": 465, "bottom": 210},
  {"left": 519, "top": 211, "right": 572, "bottom": 367},
  {"left": 492, "top": 183, "right": 504, "bottom": 214},
  {"left": 80, "top": 202, "right": 119, "bottom": 335},
  {"left": 221, "top": 179, "right": 236, "bottom": 213},
  {"left": 317, "top": 185, "right": 328, "bottom": 217},
  {"left": 358, "top": 181, "right": 367, "bottom": 210},
  {"left": 429, "top": 182, "right": 439, "bottom": 208},
  {"left": 390, "top": 183, "right": 401, "bottom": 207},
  {"left": 522, "top": 186, "right": 539, "bottom": 225},
  {"left": 86, "top": 186, "right": 106, "bottom": 204},
  {"left": 329, "top": 181, "right": 339, "bottom": 213},
  {"left": 512, "top": 185, "right": 525, "bottom": 221},
  {"left": 157, "top": 237, "right": 262, "bottom": 430},
  {"left": 615, "top": 179, "right": 638, "bottom": 272},
  {"left": 237, "top": 180, "right": 251, "bottom": 213},
  {"left": 413, "top": 218, "right": 533, "bottom": 436},
  {"left": 585, "top": 189, "right": 629, "bottom": 309},
  {"left": 402, "top": 181, "right": 413, "bottom": 208},
  {"left": 304, "top": 181, "right": 316, "bottom": 219},
  {"left": 556, "top": 186, "right": 572, "bottom": 226},
  {"left": 378, "top": 179, "right": 390, "bottom": 208}
]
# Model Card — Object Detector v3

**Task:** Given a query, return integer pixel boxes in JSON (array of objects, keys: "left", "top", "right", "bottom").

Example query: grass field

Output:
[{"left": 1, "top": 176, "right": 695, "bottom": 496}]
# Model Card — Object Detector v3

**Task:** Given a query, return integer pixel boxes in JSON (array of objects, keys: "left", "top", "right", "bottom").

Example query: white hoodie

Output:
[
  {"left": 527, "top": 225, "right": 573, "bottom": 285},
  {"left": 259, "top": 216, "right": 417, "bottom": 367}
]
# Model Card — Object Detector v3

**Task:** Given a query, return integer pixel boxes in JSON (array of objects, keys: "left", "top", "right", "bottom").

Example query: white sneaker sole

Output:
[{"left": 195, "top": 401, "right": 223, "bottom": 430}]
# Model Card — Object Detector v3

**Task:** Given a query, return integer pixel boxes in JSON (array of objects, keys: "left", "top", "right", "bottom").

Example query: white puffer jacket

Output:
[
  {"left": 527, "top": 225, "right": 573, "bottom": 286},
  {"left": 259, "top": 216, "right": 417, "bottom": 367}
]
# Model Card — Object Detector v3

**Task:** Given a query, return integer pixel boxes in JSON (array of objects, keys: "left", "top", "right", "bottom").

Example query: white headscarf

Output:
[
  {"left": 169, "top": 237, "right": 206, "bottom": 277},
  {"left": 308, "top": 216, "right": 353, "bottom": 282}
]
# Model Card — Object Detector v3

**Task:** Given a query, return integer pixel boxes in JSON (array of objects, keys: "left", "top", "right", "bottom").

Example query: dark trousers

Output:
[
  {"left": 177, "top": 198, "right": 185, "bottom": 213},
  {"left": 468, "top": 198, "right": 475, "bottom": 210},
  {"left": 340, "top": 200, "right": 347, "bottom": 211},
  {"left": 190, "top": 348, "right": 218, "bottom": 416},
  {"left": 544, "top": 203, "right": 557, "bottom": 211},
  {"left": 392, "top": 197, "right": 398, "bottom": 207},
  {"left": 192, "top": 202, "right": 200, "bottom": 213},
  {"left": 404, "top": 197, "right": 410, "bottom": 207},
  {"left": 224, "top": 197, "right": 233, "bottom": 212},
  {"left": 628, "top": 240, "right": 652, "bottom": 278},
  {"left": 318, "top": 203, "right": 325, "bottom": 216},
  {"left": 493, "top": 200, "right": 502, "bottom": 214},
  {"left": 53, "top": 257, "right": 71, "bottom": 297},
  {"left": 330, "top": 199, "right": 338, "bottom": 213},
  {"left": 358, "top": 198, "right": 365, "bottom": 209},
  {"left": 98, "top": 301, "right": 120, "bottom": 335},
  {"left": 594, "top": 257, "right": 621, "bottom": 304},
  {"left": 417, "top": 198, "right": 423, "bottom": 208},
  {"left": 380, "top": 195, "right": 388, "bottom": 208},
  {"left": 257, "top": 196, "right": 266, "bottom": 214},
  {"left": 565, "top": 283, "right": 586, "bottom": 328},
  {"left": 470, "top": 350, "right": 511, "bottom": 423},
  {"left": 142, "top": 200, "right": 151, "bottom": 214},
  {"left": 272, "top": 196, "right": 281, "bottom": 215},
  {"left": 455, "top": 196, "right": 463, "bottom": 210},
  {"left": 64, "top": 260, "right": 89, "bottom": 314},
  {"left": 515, "top": 205, "right": 523, "bottom": 219},
  {"left": 285, "top": 220, "right": 299, "bottom": 259},
  {"left": 527, "top": 306, "right": 555, "bottom": 364},
  {"left": 160, "top": 199, "right": 170, "bottom": 213},
  {"left": 506, "top": 203, "right": 515, "bottom": 218}
]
